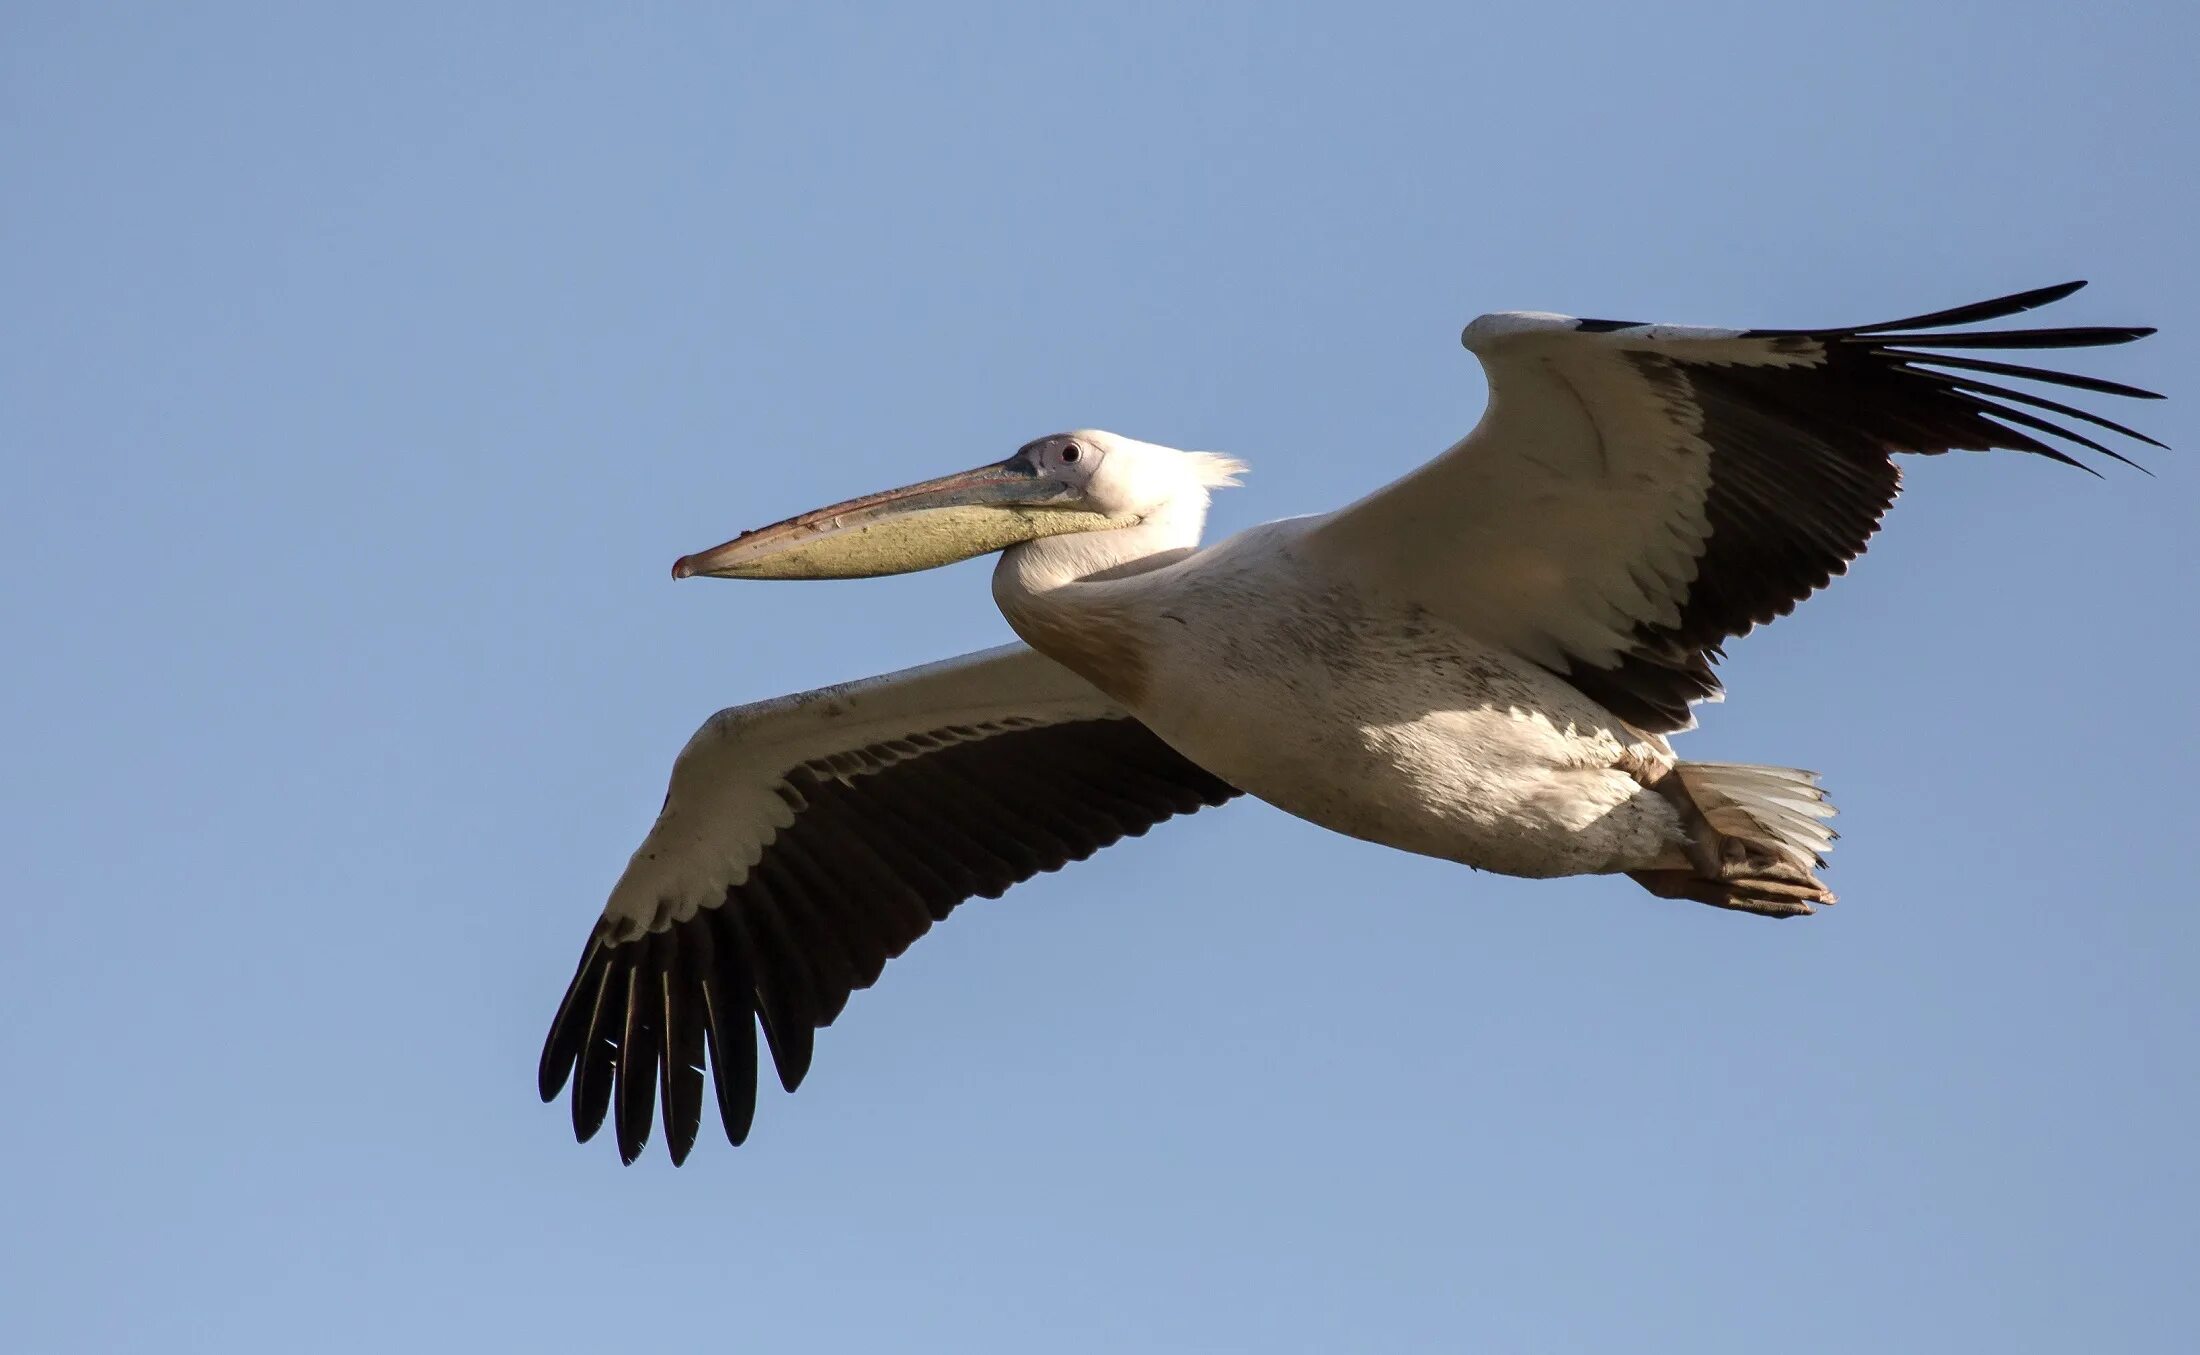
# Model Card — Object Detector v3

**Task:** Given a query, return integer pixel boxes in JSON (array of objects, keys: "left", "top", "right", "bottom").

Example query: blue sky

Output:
[{"left": 5, "top": 4, "right": 2195, "bottom": 1351}]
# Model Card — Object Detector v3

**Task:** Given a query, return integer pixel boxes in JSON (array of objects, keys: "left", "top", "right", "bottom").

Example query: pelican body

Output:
[
  {"left": 998, "top": 511, "right": 1682, "bottom": 881},
  {"left": 542, "top": 282, "right": 2162, "bottom": 1163}
]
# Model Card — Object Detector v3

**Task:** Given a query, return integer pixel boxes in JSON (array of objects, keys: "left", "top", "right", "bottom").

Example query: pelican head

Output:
[{"left": 672, "top": 430, "right": 1246, "bottom": 580}]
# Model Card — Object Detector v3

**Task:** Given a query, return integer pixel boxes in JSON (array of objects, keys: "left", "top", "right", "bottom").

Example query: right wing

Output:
[
  {"left": 536, "top": 643, "right": 1239, "bottom": 1163},
  {"left": 1304, "top": 282, "right": 2159, "bottom": 731}
]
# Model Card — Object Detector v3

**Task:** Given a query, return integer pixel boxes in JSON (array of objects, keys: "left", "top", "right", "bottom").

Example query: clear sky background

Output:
[{"left": 5, "top": 5, "right": 2195, "bottom": 1352}]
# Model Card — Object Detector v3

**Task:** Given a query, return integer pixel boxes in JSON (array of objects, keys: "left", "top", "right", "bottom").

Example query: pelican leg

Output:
[{"left": 1626, "top": 865, "right": 1827, "bottom": 919}]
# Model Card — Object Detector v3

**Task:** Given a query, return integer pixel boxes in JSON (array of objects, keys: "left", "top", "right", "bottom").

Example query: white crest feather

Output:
[{"left": 1183, "top": 452, "right": 1249, "bottom": 488}]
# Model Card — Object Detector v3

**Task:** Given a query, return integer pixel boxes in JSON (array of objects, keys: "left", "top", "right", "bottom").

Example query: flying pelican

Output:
[{"left": 539, "top": 280, "right": 2161, "bottom": 1163}]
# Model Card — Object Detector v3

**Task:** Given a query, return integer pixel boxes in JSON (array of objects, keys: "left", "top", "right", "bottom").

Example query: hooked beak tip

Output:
[{"left": 670, "top": 554, "right": 700, "bottom": 580}]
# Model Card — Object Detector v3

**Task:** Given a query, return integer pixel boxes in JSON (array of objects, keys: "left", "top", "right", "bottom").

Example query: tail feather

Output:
[
  {"left": 1675, "top": 761, "right": 1838, "bottom": 868},
  {"left": 1629, "top": 761, "right": 1839, "bottom": 918}
]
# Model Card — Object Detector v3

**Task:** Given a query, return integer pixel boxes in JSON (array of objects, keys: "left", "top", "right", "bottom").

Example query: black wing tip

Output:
[
  {"left": 1867, "top": 278, "right": 2088, "bottom": 330},
  {"left": 1982, "top": 279, "right": 2088, "bottom": 313},
  {"left": 1872, "top": 278, "right": 2090, "bottom": 330},
  {"left": 1748, "top": 278, "right": 2151, "bottom": 346},
  {"left": 612, "top": 956, "right": 660, "bottom": 1165},
  {"left": 1851, "top": 276, "right": 2153, "bottom": 353},
  {"left": 545, "top": 908, "right": 775, "bottom": 1164},
  {"left": 536, "top": 1049, "right": 573, "bottom": 1104},
  {"left": 537, "top": 931, "right": 608, "bottom": 1102},
  {"left": 1905, "top": 351, "right": 2166, "bottom": 401},
  {"left": 1920, "top": 370, "right": 2170, "bottom": 450},
  {"left": 1868, "top": 325, "right": 2155, "bottom": 351},
  {"left": 773, "top": 1039, "right": 813, "bottom": 1094},
  {"left": 1850, "top": 281, "right": 2161, "bottom": 470},
  {"left": 692, "top": 922, "right": 760, "bottom": 1150}
]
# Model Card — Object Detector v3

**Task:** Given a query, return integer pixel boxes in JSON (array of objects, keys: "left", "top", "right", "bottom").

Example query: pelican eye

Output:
[{"left": 1060, "top": 443, "right": 1082, "bottom": 463}]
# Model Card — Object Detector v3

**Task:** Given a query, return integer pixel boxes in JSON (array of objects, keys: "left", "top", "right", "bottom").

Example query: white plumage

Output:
[{"left": 540, "top": 281, "right": 2160, "bottom": 1162}]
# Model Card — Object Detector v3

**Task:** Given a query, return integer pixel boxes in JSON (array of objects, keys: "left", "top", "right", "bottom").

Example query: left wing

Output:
[
  {"left": 1305, "top": 281, "right": 2162, "bottom": 732},
  {"left": 537, "top": 644, "right": 1238, "bottom": 1164}
]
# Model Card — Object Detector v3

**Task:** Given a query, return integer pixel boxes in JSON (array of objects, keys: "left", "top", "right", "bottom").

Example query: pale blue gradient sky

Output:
[{"left": 5, "top": 5, "right": 2196, "bottom": 1352}]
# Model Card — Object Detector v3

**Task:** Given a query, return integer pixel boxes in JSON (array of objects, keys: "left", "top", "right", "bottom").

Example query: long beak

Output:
[{"left": 672, "top": 456, "right": 1091, "bottom": 580}]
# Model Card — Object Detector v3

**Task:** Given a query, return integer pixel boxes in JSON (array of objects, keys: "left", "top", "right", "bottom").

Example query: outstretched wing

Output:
[
  {"left": 1306, "top": 281, "right": 2162, "bottom": 732},
  {"left": 537, "top": 643, "right": 1239, "bottom": 1163}
]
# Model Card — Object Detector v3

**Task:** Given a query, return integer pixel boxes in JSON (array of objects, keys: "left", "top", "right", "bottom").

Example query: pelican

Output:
[{"left": 539, "top": 281, "right": 2161, "bottom": 1163}]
